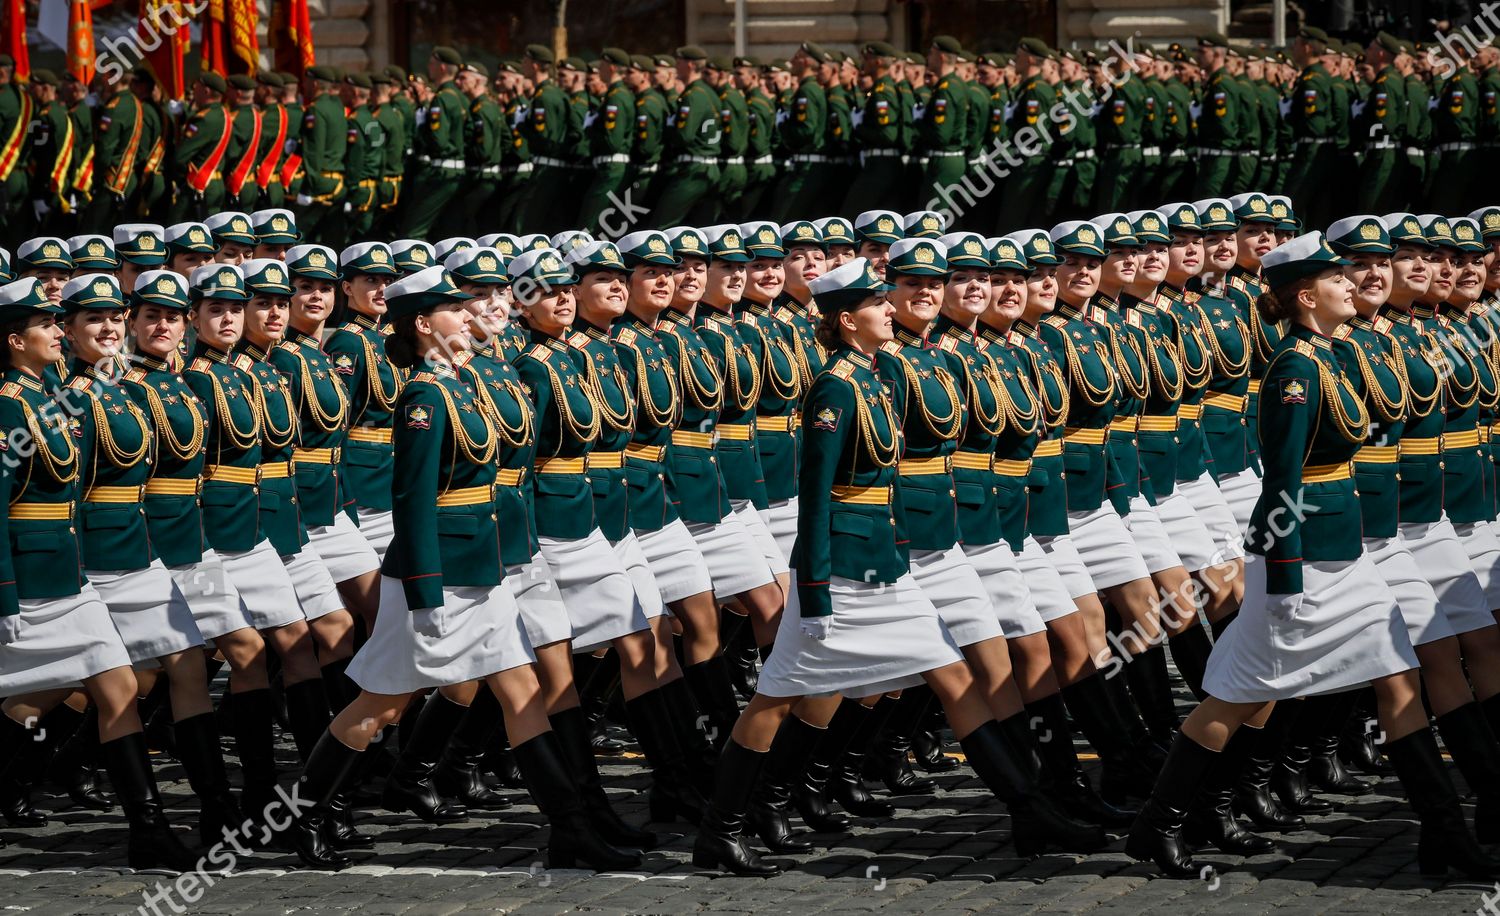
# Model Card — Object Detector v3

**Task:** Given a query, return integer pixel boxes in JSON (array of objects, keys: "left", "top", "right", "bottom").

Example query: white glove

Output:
[
  {"left": 512, "top": 108, "right": 527, "bottom": 128},
  {"left": 412, "top": 607, "right": 447, "bottom": 640},
  {"left": 1088, "top": 102, "right": 1103, "bottom": 117},
  {"left": 775, "top": 109, "right": 789, "bottom": 126},
  {"left": 850, "top": 109, "right": 865, "bottom": 127},
  {"left": 296, "top": 193, "right": 313, "bottom": 207},
  {"left": 0, "top": 614, "right": 21, "bottom": 645},
  {"left": 32, "top": 199, "right": 49, "bottom": 219},
  {"left": 800, "top": 616, "right": 833, "bottom": 641},
  {"left": 1003, "top": 102, "right": 1017, "bottom": 120},
  {"left": 912, "top": 103, "right": 926, "bottom": 120},
  {"left": 168, "top": 99, "right": 184, "bottom": 116},
  {"left": 1428, "top": 98, "right": 1439, "bottom": 111},
  {"left": 1189, "top": 102, "right": 1203, "bottom": 121},
  {"left": 343, "top": 201, "right": 353, "bottom": 213},
  {"left": 1279, "top": 98, "right": 1293, "bottom": 117},
  {"left": 583, "top": 111, "right": 598, "bottom": 129},
  {"left": 283, "top": 138, "right": 298, "bottom": 155},
  {"left": 1266, "top": 593, "right": 1304, "bottom": 622},
  {"left": 1351, "top": 100, "right": 1367, "bottom": 119}
]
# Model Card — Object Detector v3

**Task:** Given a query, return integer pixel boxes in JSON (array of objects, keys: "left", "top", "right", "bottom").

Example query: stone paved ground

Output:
[{"left": 1, "top": 738, "right": 1496, "bottom": 916}]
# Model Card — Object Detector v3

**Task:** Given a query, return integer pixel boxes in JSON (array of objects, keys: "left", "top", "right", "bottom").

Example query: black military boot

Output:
[
  {"left": 863, "top": 688, "right": 936, "bottom": 795},
  {"left": 1434, "top": 701, "right": 1500, "bottom": 844},
  {"left": 1125, "top": 732, "right": 1220, "bottom": 877},
  {"left": 827, "top": 698, "right": 895, "bottom": 818},
  {"left": 100, "top": 731, "right": 202, "bottom": 872},
  {"left": 1026, "top": 693, "right": 1137, "bottom": 828},
  {"left": 1304, "top": 691, "right": 1373, "bottom": 795},
  {"left": 783, "top": 713, "right": 851, "bottom": 833},
  {"left": 962, "top": 718, "right": 1106, "bottom": 856},
  {"left": 625, "top": 688, "right": 707, "bottom": 824},
  {"left": 285, "top": 733, "right": 360, "bottom": 870},
  {"left": 1231, "top": 710, "right": 1306, "bottom": 832},
  {"left": 1182, "top": 725, "right": 1275, "bottom": 855},
  {"left": 513, "top": 730, "right": 640, "bottom": 870},
  {"left": 692, "top": 739, "right": 782, "bottom": 876},
  {"left": 432, "top": 686, "right": 512, "bottom": 811},
  {"left": 45, "top": 704, "right": 112, "bottom": 810},
  {"left": 550, "top": 705, "right": 657, "bottom": 850},
  {"left": 173, "top": 711, "right": 244, "bottom": 846},
  {"left": 745, "top": 718, "right": 815, "bottom": 853},
  {"left": 382, "top": 693, "right": 470, "bottom": 823},
  {"left": 1062, "top": 671, "right": 1160, "bottom": 805},
  {"left": 1384, "top": 726, "right": 1500, "bottom": 879},
  {"left": 1270, "top": 700, "right": 1335, "bottom": 815}
]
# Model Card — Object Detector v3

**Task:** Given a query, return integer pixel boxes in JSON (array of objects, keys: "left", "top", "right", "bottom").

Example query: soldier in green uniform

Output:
[
  {"left": 842, "top": 42, "right": 905, "bottom": 219},
  {"left": 1433, "top": 50, "right": 1481, "bottom": 213},
  {"left": 0, "top": 54, "right": 32, "bottom": 237},
  {"left": 1478, "top": 43, "right": 1500, "bottom": 182},
  {"left": 251, "top": 72, "right": 288, "bottom": 211},
  {"left": 492, "top": 60, "right": 532, "bottom": 233},
  {"left": 1284, "top": 27, "right": 1339, "bottom": 229},
  {"left": 1138, "top": 50, "right": 1168, "bottom": 202},
  {"left": 816, "top": 49, "right": 856, "bottom": 217},
  {"left": 736, "top": 56, "right": 777, "bottom": 221},
  {"left": 1093, "top": 51, "right": 1146, "bottom": 212},
  {"left": 576, "top": 49, "right": 635, "bottom": 233},
  {"left": 218, "top": 75, "right": 259, "bottom": 214},
  {"left": 1047, "top": 51, "right": 1092, "bottom": 224},
  {"left": 998, "top": 39, "right": 1056, "bottom": 231},
  {"left": 1360, "top": 33, "right": 1408, "bottom": 213},
  {"left": 447, "top": 62, "right": 504, "bottom": 239},
  {"left": 512, "top": 45, "right": 574, "bottom": 235},
  {"left": 26, "top": 71, "right": 78, "bottom": 235},
  {"left": 1193, "top": 35, "right": 1240, "bottom": 199},
  {"left": 81, "top": 70, "right": 143, "bottom": 234},
  {"left": 1157, "top": 51, "right": 1195, "bottom": 202},
  {"left": 399, "top": 47, "right": 467, "bottom": 240},
  {"left": 647, "top": 46, "right": 721, "bottom": 228},
  {"left": 556, "top": 57, "right": 592, "bottom": 224},
  {"left": 768, "top": 43, "right": 827, "bottom": 224},
  {"left": 624, "top": 56, "right": 666, "bottom": 217},
  {"left": 1249, "top": 55, "right": 1282, "bottom": 193},
  {"left": 335, "top": 73, "right": 383, "bottom": 246},
  {"left": 370, "top": 72, "right": 407, "bottom": 232},
  {"left": 915, "top": 37, "right": 969, "bottom": 222},
  {"left": 293, "top": 66, "right": 348, "bottom": 245},
  {"left": 1401, "top": 41, "right": 1433, "bottom": 205},
  {"left": 1223, "top": 48, "right": 1261, "bottom": 196}
]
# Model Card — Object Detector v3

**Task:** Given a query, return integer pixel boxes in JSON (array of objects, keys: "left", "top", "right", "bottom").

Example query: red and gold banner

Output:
[
  {"left": 271, "top": 0, "right": 313, "bottom": 78},
  {"left": 227, "top": 0, "right": 258, "bottom": 74},
  {"left": 200, "top": 0, "right": 226, "bottom": 76},
  {"left": 139, "top": 0, "right": 189, "bottom": 99},
  {"left": 4, "top": 0, "right": 29, "bottom": 80},
  {"left": 67, "top": 0, "right": 95, "bottom": 84}
]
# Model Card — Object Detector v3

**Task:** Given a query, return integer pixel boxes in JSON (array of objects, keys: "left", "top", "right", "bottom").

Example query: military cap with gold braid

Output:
[
  {"left": 340, "top": 241, "right": 399, "bottom": 277},
  {"left": 938, "top": 231, "right": 992, "bottom": 269},
  {"left": 854, "top": 209, "right": 904, "bottom": 246},
  {"left": 902, "top": 210, "right": 947, "bottom": 239},
  {"left": 0, "top": 248, "right": 11, "bottom": 283},
  {"left": 1007, "top": 229, "right": 1061, "bottom": 266},
  {"left": 1095, "top": 213, "right": 1143, "bottom": 248},
  {"left": 1379, "top": 212, "right": 1431, "bottom": 248},
  {"left": 885, "top": 237, "right": 950, "bottom": 278},
  {"left": 1415, "top": 214, "right": 1460, "bottom": 250},
  {"left": 816, "top": 217, "right": 856, "bottom": 248},
  {"left": 1126, "top": 210, "right": 1172, "bottom": 244},
  {"left": 284, "top": 244, "right": 341, "bottom": 282},
  {"left": 60, "top": 273, "right": 125, "bottom": 312},
  {"left": 780, "top": 220, "right": 825, "bottom": 250},
  {"left": 16, "top": 237, "right": 73, "bottom": 272},
  {"left": 390, "top": 239, "right": 437, "bottom": 274},
  {"left": 251, "top": 207, "right": 300, "bottom": 244},
  {"left": 1448, "top": 217, "right": 1488, "bottom": 254},
  {"left": 446, "top": 246, "right": 512, "bottom": 284},
  {"left": 113, "top": 223, "right": 166, "bottom": 266},
  {"left": 1259, "top": 232, "right": 1348, "bottom": 288},
  {"left": 508, "top": 247, "right": 577, "bottom": 289},
  {"left": 241, "top": 258, "right": 294, "bottom": 297},
  {"left": 990, "top": 235, "right": 1031, "bottom": 272},
  {"left": 433, "top": 236, "right": 476, "bottom": 261},
  {"left": 1326, "top": 216, "right": 1394, "bottom": 257},
  {"left": 564, "top": 240, "right": 630, "bottom": 275},
  {"left": 205, "top": 210, "right": 258, "bottom": 247},
  {"left": 127, "top": 270, "right": 192, "bottom": 311},
  {"left": 1467, "top": 207, "right": 1500, "bottom": 241},
  {"left": 1050, "top": 220, "right": 1107, "bottom": 258},
  {"left": 701, "top": 225, "right": 751, "bottom": 262},
  {"left": 1229, "top": 192, "right": 1278, "bottom": 225},
  {"left": 476, "top": 233, "right": 523, "bottom": 262},
  {"left": 384, "top": 265, "right": 475, "bottom": 321},
  {"left": 1192, "top": 197, "right": 1239, "bottom": 231},
  {"left": 550, "top": 230, "right": 594, "bottom": 254},
  {"left": 806, "top": 257, "right": 892, "bottom": 310},
  {"left": 0, "top": 277, "right": 64, "bottom": 323},
  {"left": 1158, "top": 202, "right": 1203, "bottom": 233},
  {"left": 618, "top": 230, "right": 681, "bottom": 268},
  {"left": 164, "top": 221, "right": 217, "bottom": 254},
  {"left": 67, "top": 234, "right": 119, "bottom": 271},
  {"left": 739, "top": 221, "right": 785, "bottom": 258},
  {"left": 1267, "top": 195, "right": 1299, "bottom": 233},
  {"left": 189, "top": 263, "right": 250, "bottom": 302},
  {"left": 665, "top": 226, "right": 711, "bottom": 260}
]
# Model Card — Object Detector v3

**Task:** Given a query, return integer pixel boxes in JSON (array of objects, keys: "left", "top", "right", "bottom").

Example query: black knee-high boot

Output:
[
  {"left": 286, "top": 732, "right": 360, "bottom": 870},
  {"left": 382, "top": 693, "right": 469, "bottom": 822},
  {"left": 226, "top": 688, "right": 281, "bottom": 845},
  {"left": 1339, "top": 686, "right": 1390, "bottom": 775},
  {"left": 1384, "top": 725, "right": 1500, "bottom": 879},
  {"left": 512, "top": 730, "right": 640, "bottom": 870},
  {"left": 721, "top": 609, "right": 761, "bottom": 702},
  {"left": 1166, "top": 625, "right": 1213, "bottom": 702},
  {"left": 1270, "top": 699, "right": 1335, "bottom": 815},
  {"left": 1125, "top": 732, "right": 1221, "bottom": 877},
  {"left": 485, "top": 719, "right": 526, "bottom": 788},
  {"left": 1434, "top": 702, "right": 1500, "bottom": 844},
  {"left": 431, "top": 685, "right": 511, "bottom": 810},
  {"left": 1123, "top": 645, "right": 1180, "bottom": 746},
  {"left": 682, "top": 656, "right": 740, "bottom": 753},
  {"left": 48, "top": 704, "right": 112, "bottom": 810},
  {"left": 864, "top": 687, "right": 936, "bottom": 795},
  {"left": 1182, "top": 725, "right": 1275, "bottom": 855},
  {"left": 173, "top": 711, "right": 243, "bottom": 845},
  {"left": 746, "top": 717, "right": 816, "bottom": 853},
  {"left": 1305, "top": 691, "right": 1372, "bottom": 795},
  {"left": 783, "top": 713, "right": 851, "bottom": 833},
  {"left": 0, "top": 714, "right": 51, "bottom": 826},
  {"left": 1100, "top": 657, "right": 1168, "bottom": 762},
  {"left": 1231, "top": 709, "right": 1305, "bottom": 831},
  {"left": 1025, "top": 693, "right": 1136, "bottom": 827},
  {"left": 692, "top": 739, "right": 782, "bottom": 875},
  {"left": 550, "top": 705, "right": 657, "bottom": 849},
  {"left": 625, "top": 688, "right": 707, "bottom": 824},
  {"left": 827, "top": 697, "right": 896, "bottom": 817},
  {"left": 961, "top": 718, "right": 1106, "bottom": 855},
  {"left": 100, "top": 731, "right": 202, "bottom": 872},
  {"left": 912, "top": 698, "right": 960, "bottom": 773},
  {"left": 283, "top": 679, "right": 331, "bottom": 763},
  {"left": 320, "top": 658, "right": 360, "bottom": 716},
  {"left": 1061, "top": 671, "right": 1160, "bottom": 804}
]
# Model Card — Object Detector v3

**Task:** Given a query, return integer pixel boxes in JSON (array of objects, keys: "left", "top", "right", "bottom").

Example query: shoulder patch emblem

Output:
[
  {"left": 406, "top": 404, "right": 432, "bottom": 429},
  {"left": 811, "top": 405, "right": 842, "bottom": 431},
  {"left": 333, "top": 353, "right": 355, "bottom": 374},
  {"left": 1281, "top": 378, "right": 1307, "bottom": 404}
]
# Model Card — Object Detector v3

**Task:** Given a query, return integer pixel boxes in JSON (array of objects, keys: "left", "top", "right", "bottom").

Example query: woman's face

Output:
[
  {"left": 1098, "top": 247, "right": 1137, "bottom": 293},
  {"left": 342, "top": 273, "right": 389, "bottom": 317},
  {"left": 254, "top": 243, "right": 290, "bottom": 261},
  {"left": 131, "top": 305, "right": 186, "bottom": 359},
  {"left": 841, "top": 296, "right": 895, "bottom": 349},
  {"left": 704, "top": 260, "right": 747, "bottom": 305},
  {"left": 1235, "top": 222, "right": 1276, "bottom": 267},
  {"left": 1133, "top": 242, "right": 1170, "bottom": 287},
  {"left": 290, "top": 276, "right": 336, "bottom": 328},
  {"left": 1488, "top": 239, "right": 1500, "bottom": 291},
  {"left": 170, "top": 251, "right": 213, "bottom": 275},
  {"left": 783, "top": 245, "right": 826, "bottom": 292},
  {"left": 28, "top": 268, "right": 69, "bottom": 303},
  {"left": 575, "top": 269, "right": 630, "bottom": 322},
  {"left": 522, "top": 285, "right": 576, "bottom": 337},
  {"left": 64, "top": 308, "right": 126, "bottom": 365},
  {"left": 1302, "top": 269, "right": 1356, "bottom": 325},
  {"left": 458, "top": 282, "right": 508, "bottom": 336},
  {"left": 1453, "top": 252, "right": 1487, "bottom": 303},
  {"left": 826, "top": 244, "right": 856, "bottom": 268},
  {"left": 1167, "top": 234, "right": 1205, "bottom": 283},
  {"left": 1055, "top": 254, "right": 1101, "bottom": 304},
  {"left": 8, "top": 314, "right": 63, "bottom": 367},
  {"left": 191, "top": 299, "right": 245, "bottom": 351},
  {"left": 1343, "top": 254, "right": 1392, "bottom": 313},
  {"left": 1388, "top": 246, "right": 1432, "bottom": 304},
  {"left": 670, "top": 256, "right": 708, "bottom": 306},
  {"left": 1023, "top": 265, "right": 1059, "bottom": 321},
  {"left": 628, "top": 265, "right": 676, "bottom": 317},
  {"left": 984, "top": 269, "right": 1028, "bottom": 326},
  {"left": 943, "top": 268, "right": 991, "bottom": 319},
  {"left": 1423, "top": 250, "right": 1457, "bottom": 303},
  {"left": 243, "top": 294, "right": 290, "bottom": 345},
  {"left": 855, "top": 241, "right": 889, "bottom": 273},
  {"left": 744, "top": 257, "right": 784, "bottom": 303},
  {"left": 1204, "top": 231, "right": 1238, "bottom": 272},
  {"left": 215, "top": 242, "right": 255, "bottom": 265},
  {"left": 419, "top": 301, "right": 473, "bottom": 356},
  {"left": 887, "top": 274, "right": 945, "bottom": 330}
]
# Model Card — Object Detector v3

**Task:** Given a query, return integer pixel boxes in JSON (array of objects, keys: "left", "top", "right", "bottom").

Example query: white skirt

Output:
[
  {"left": 1014, "top": 535, "right": 1080, "bottom": 622},
  {"left": 0, "top": 584, "right": 133, "bottom": 693},
  {"left": 91, "top": 561, "right": 203, "bottom": 664},
  {"left": 1365, "top": 534, "right": 1454, "bottom": 646},
  {"left": 955, "top": 541, "right": 1048, "bottom": 638},
  {"left": 734, "top": 499, "right": 790, "bottom": 576},
  {"left": 1453, "top": 520, "right": 1500, "bottom": 612},
  {"left": 1203, "top": 553, "right": 1419, "bottom": 703},
  {"left": 614, "top": 533, "right": 667, "bottom": 620},
  {"left": 1069, "top": 503, "right": 1152, "bottom": 591},
  {"left": 1400, "top": 518, "right": 1495, "bottom": 636},
  {"left": 505, "top": 553, "right": 575, "bottom": 648},
  {"left": 219, "top": 538, "right": 305, "bottom": 631},
  {"left": 346, "top": 576, "right": 535, "bottom": 695},
  {"left": 634, "top": 518, "right": 713, "bottom": 603},
  {"left": 1177, "top": 472, "right": 1246, "bottom": 561},
  {"left": 355, "top": 507, "right": 396, "bottom": 560},
  {"left": 306, "top": 511, "right": 381, "bottom": 584},
  {"left": 1155, "top": 489, "right": 1224, "bottom": 573},
  {"left": 169, "top": 550, "right": 255, "bottom": 641},
  {"left": 282, "top": 546, "right": 346, "bottom": 621},
  {"left": 760, "top": 498, "right": 799, "bottom": 567},
  {"left": 1125, "top": 495, "right": 1185, "bottom": 574},
  {"left": 538, "top": 529, "right": 650, "bottom": 653},
  {"left": 1033, "top": 533, "right": 1099, "bottom": 600},
  {"left": 758, "top": 571, "right": 965, "bottom": 698},
  {"left": 1217, "top": 466, "right": 1261, "bottom": 538},
  {"left": 685, "top": 513, "right": 777, "bottom": 598}
]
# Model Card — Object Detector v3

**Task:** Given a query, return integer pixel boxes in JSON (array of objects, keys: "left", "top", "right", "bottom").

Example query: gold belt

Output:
[
  {"left": 1400, "top": 437, "right": 1440, "bottom": 456},
  {"left": 898, "top": 456, "right": 950, "bottom": 476},
  {"left": 346, "top": 427, "right": 393, "bottom": 444},
  {"left": 8, "top": 502, "right": 71, "bottom": 520},
  {"left": 671, "top": 430, "right": 715, "bottom": 449},
  {"left": 1302, "top": 461, "right": 1353, "bottom": 483},
  {"left": 1247, "top": 379, "right": 1262, "bottom": 395},
  {"left": 204, "top": 464, "right": 259, "bottom": 485},
  {"left": 588, "top": 450, "right": 625, "bottom": 470},
  {"left": 83, "top": 484, "right": 146, "bottom": 503},
  {"left": 717, "top": 423, "right": 755, "bottom": 441},
  {"left": 625, "top": 442, "right": 669, "bottom": 462},
  {"left": 1064, "top": 427, "right": 1107, "bottom": 445},
  {"left": 293, "top": 447, "right": 341, "bottom": 465},
  {"left": 1484, "top": 427, "right": 1494, "bottom": 445},
  {"left": 758, "top": 414, "right": 800, "bottom": 432},
  {"left": 1109, "top": 417, "right": 1140, "bottom": 433},
  {"left": 435, "top": 485, "right": 493, "bottom": 507},
  {"left": 1354, "top": 445, "right": 1399, "bottom": 464},
  {"left": 951, "top": 451, "right": 993, "bottom": 472},
  {"left": 994, "top": 459, "right": 1032, "bottom": 477},
  {"left": 1445, "top": 429, "right": 1482, "bottom": 450},
  {"left": 1203, "top": 392, "right": 1247, "bottom": 412},
  {"left": 145, "top": 478, "right": 201, "bottom": 496},
  {"left": 1491, "top": 421, "right": 1500, "bottom": 437},
  {"left": 1138, "top": 415, "right": 1179, "bottom": 432},
  {"left": 1032, "top": 439, "right": 1063, "bottom": 458},
  {"left": 497, "top": 467, "right": 527, "bottom": 487},
  {"left": 259, "top": 461, "right": 294, "bottom": 479},
  {"left": 535, "top": 457, "right": 587, "bottom": 474},
  {"left": 831, "top": 485, "right": 891, "bottom": 505},
  {"left": 1177, "top": 403, "right": 1203, "bottom": 421}
]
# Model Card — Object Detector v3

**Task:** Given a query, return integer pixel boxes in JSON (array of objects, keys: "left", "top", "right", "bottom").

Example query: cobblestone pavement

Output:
[{"left": 1, "top": 736, "right": 1495, "bottom": 916}]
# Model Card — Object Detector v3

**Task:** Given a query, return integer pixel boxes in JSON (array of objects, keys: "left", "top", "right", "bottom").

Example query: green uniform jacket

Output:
[
  {"left": 234, "top": 342, "right": 308, "bottom": 556},
  {"left": 780, "top": 76, "right": 826, "bottom": 155},
  {"left": 825, "top": 83, "right": 853, "bottom": 157},
  {"left": 665, "top": 78, "right": 722, "bottom": 159},
  {"left": 1407, "top": 75, "right": 1434, "bottom": 148},
  {"left": 255, "top": 102, "right": 287, "bottom": 186},
  {"left": 183, "top": 342, "right": 264, "bottom": 554},
  {"left": 1163, "top": 78, "right": 1192, "bottom": 151},
  {"left": 1435, "top": 70, "right": 1480, "bottom": 142},
  {"left": 120, "top": 355, "right": 207, "bottom": 567},
  {"left": 658, "top": 307, "right": 731, "bottom": 524},
  {"left": 381, "top": 366, "right": 504, "bottom": 611},
  {"left": 375, "top": 102, "right": 406, "bottom": 180},
  {"left": 1330, "top": 76, "right": 1353, "bottom": 151},
  {"left": 515, "top": 330, "right": 599, "bottom": 540},
  {"left": 745, "top": 87, "right": 775, "bottom": 161},
  {"left": 918, "top": 74, "right": 967, "bottom": 153},
  {"left": 1195, "top": 286, "right": 1253, "bottom": 475},
  {"left": 1121, "top": 295, "right": 1184, "bottom": 499},
  {"left": 719, "top": 84, "right": 749, "bottom": 159},
  {"left": 1157, "top": 286, "right": 1214, "bottom": 482},
  {"left": 613, "top": 314, "right": 681, "bottom": 533},
  {"left": 1380, "top": 306, "right": 1446, "bottom": 524},
  {"left": 877, "top": 326, "right": 965, "bottom": 552},
  {"left": 299, "top": 93, "right": 348, "bottom": 199},
  {"left": 1291, "top": 63, "right": 1335, "bottom": 139},
  {"left": 1141, "top": 76, "right": 1166, "bottom": 149},
  {"left": 1038, "top": 301, "right": 1127, "bottom": 514},
  {"left": 1092, "top": 296, "right": 1151, "bottom": 508},
  {"left": 1199, "top": 68, "right": 1239, "bottom": 148},
  {"left": 1335, "top": 315, "right": 1408, "bottom": 539},
  {"left": 591, "top": 80, "right": 635, "bottom": 158},
  {"left": 270, "top": 329, "right": 353, "bottom": 526},
  {"left": 793, "top": 346, "right": 908, "bottom": 619},
  {"left": 64, "top": 362, "right": 154, "bottom": 572},
  {"left": 458, "top": 346, "right": 539, "bottom": 567},
  {"left": 1480, "top": 67, "right": 1500, "bottom": 144},
  {"left": 964, "top": 79, "right": 988, "bottom": 159},
  {"left": 1362, "top": 67, "right": 1406, "bottom": 145},
  {"left": 324, "top": 314, "right": 400, "bottom": 512},
  {"left": 173, "top": 103, "right": 229, "bottom": 183},
  {"left": 1006, "top": 320, "right": 1071, "bottom": 537},
  {"left": 465, "top": 95, "right": 506, "bottom": 169},
  {"left": 93, "top": 92, "right": 142, "bottom": 199},
  {"left": 0, "top": 370, "right": 85, "bottom": 616},
  {"left": 1097, "top": 75, "right": 1146, "bottom": 147},
  {"left": 417, "top": 81, "right": 468, "bottom": 162},
  {"left": 740, "top": 299, "right": 802, "bottom": 503},
  {"left": 855, "top": 77, "right": 903, "bottom": 150},
  {"left": 633, "top": 89, "right": 667, "bottom": 167},
  {"left": 1416, "top": 303, "right": 1494, "bottom": 524},
  {"left": 697, "top": 306, "right": 766, "bottom": 507},
  {"left": 573, "top": 323, "right": 635, "bottom": 543},
  {"left": 1248, "top": 325, "right": 1367, "bottom": 595}
]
